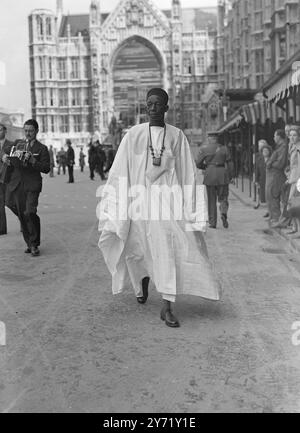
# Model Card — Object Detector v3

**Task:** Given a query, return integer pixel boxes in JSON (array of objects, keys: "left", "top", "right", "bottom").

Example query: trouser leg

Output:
[
  {"left": 217, "top": 184, "right": 229, "bottom": 217},
  {"left": 68, "top": 165, "right": 74, "bottom": 183},
  {"left": 206, "top": 185, "right": 217, "bottom": 226},
  {"left": 280, "top": 183, "right": 291, "bottom": 224},
  {"left": 99, "top": 163, "right": 105, "bottom": 180},
  {"left": 10, "top": 184, "right": 31, "bottom": 246},
  {"left": 90, "top": 165, "right": 95, "bottom": 180},
  {"left": 269, "top": 185, "right": 281, "bottom": 221},
  {"left": 162, "top": 294, "right": 176, "bottom": 303},
  {"left": 0, "top": 183, "right": 7, "bottom": 235},
  {"left": 24, "top": 191, "right": 40, "bottom": 247}
]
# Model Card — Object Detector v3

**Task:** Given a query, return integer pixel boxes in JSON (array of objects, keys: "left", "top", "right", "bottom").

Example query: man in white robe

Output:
[{"left": 98, "top": 88, "right": 221, "bottom": 328}]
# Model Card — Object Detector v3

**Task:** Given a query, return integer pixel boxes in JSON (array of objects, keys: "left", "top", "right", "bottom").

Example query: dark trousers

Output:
[
  {"left": 67, "top": 165, "right": 74, "bottom": 183},
  {"left": 57, "top": 163, "right": 66, "bottom": 175},
  {"left": 89, "top": 164, "right": 95, "bottom": 180},
  {"left": 206, "top": 184, "right": 229, "bottom": 227},
  {"left": 97, "top": 162, "right": 105, "bottom": 180},
  {"left": 279, "top": 182, "right": 291, "bottom": 224},
  {"left": 6, "top": 184, "right": 41, "bottom": 247},
  {"left": 0, "top": 183, "right": 7, "bottom": 235}
]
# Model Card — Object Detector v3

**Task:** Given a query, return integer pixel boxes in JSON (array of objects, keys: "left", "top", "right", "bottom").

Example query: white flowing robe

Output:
[{"left": 98, "top": 123, "right": 221, "bottom": 301}]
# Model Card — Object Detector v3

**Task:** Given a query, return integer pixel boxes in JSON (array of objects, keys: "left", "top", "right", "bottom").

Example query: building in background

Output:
[
  {"left": 214, "top": 0, "right": 300, "bottom": 201},
  {"left": 0, "top": 109, "right": 24, "bottom": 141},
  {"left": 28, "top": 0, "right": 218, "bottom": 151}
]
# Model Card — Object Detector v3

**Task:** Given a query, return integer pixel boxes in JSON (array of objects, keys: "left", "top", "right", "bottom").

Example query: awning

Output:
[
  {"left": 263, "top": 50, "right": 300, "bottom": 103},
  {"left": 218, "top": 97, "right": 286, "bottom": 133},
  {"left": 241, "top": 99, "right": 285, "bottom": 124},
  {"left": 217, "top": 112, "right": 243, "bottom": 133}
]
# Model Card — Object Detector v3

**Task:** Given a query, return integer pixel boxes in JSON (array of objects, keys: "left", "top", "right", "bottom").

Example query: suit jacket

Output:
[
  {"left": 5, "top": 139, "right": 50, "bottom": 193},
  {"left": 266, "top": 142, "right": 288, "bottom": 173},
  {"left": 66, "top": 147, "right": 75, "bottom": 165},
  {"left": 196, "top": 142, "right": 233, "bottom": 186}
]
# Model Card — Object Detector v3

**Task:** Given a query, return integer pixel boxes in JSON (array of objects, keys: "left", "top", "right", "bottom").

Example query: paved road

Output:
[{"left": 0, "top": 168, "right": 300, "bottom": 413}]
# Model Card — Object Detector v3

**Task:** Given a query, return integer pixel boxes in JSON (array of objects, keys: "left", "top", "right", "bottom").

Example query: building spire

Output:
[
  {"left": 172, "top": 0, "right": 181, "bottom": 21},
  {"left": 56, "top": 0, "right": 63, "bottom": 16},
  {"left": 90, "top": 0, "right": 101, "bottom": 27}
]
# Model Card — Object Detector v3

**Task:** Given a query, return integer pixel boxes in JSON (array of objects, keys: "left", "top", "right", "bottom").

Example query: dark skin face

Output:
[{"left": 146, "top": 94, "right": 169, "bottom": 126}]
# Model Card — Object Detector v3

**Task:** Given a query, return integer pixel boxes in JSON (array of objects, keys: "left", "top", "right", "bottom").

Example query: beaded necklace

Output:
[{"left": 148, "top": 124, "right": 166, "bottom": 167}]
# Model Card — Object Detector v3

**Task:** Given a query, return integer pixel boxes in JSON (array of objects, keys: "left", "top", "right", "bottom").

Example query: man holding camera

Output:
[{"left": 1, "top": 119, "right": 50, "bottom": 256}]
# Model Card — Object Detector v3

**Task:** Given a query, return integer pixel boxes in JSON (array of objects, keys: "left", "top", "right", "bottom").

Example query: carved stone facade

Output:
[{"left": 28, "top": 0, "right": 218, "bottom": 149}]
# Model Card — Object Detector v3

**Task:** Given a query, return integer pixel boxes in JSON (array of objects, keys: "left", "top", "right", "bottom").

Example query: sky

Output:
[{"left": 0, "top": 0, "right": 218, "bottom": 118}]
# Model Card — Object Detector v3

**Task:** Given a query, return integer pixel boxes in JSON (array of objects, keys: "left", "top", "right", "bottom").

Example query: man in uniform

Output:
[
  {"left": 1, "top": 119, "right": 50, "bottom": 256},
  {"left": 196, "top": 131, "right": 233, "bottom": 229},
  {"left": 0, "top": 123, "right": 12, "bottom": 235}
]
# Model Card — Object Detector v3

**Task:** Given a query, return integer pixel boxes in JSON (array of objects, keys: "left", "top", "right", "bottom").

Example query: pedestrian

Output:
[
  {"left": 1, "top": 119, "right": 50, "bottom": 256},
  {"left": 49, "top": 145, "right": 55, "bottom": 177},
  {"left": 79, "top": 147, "right": 86, "bottom": 173},
  {"left": 286, "top": 126, "right": 300, "bottom": 236},
  {"left": 272, "top": 124, "right": 293, "bottom": 228},
  {"left": 98, "top": 88, "right": 221, "bottom": 328},
  {"left": 88, "top": 141, "right": 98, "bottom": 181},
  {"left": 104, "top": 148, "right": 116, "bottom": 174},
  {"left": 0, "top": 123, "right": 12, "bottom": 235},
  {"left": 196, "top": 132, "right": 234, "bottom": 229},
  {"left": 254, "top": 139, "right": 270, "bottom": 209},
  {"left": 57, "top": 146, "right": 66, "bottom": 175},
  {"left": 265, "top": 129, "right": 288, "bottom": 226},
  {"left": 66, "top": 139, "right": 75, "bottom": 183},
  {"left": 95, "top": 141, "right": 107, "bottom": 181}
]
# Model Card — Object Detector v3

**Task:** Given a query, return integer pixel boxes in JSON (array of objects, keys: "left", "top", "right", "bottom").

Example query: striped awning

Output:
[
  {"left": 217, "top": 97, "right": 287, "bottom": 133},
  {"left": 263, "top": 57, "right": 300, "bottom": 103},
  {"left": 217, "top": 112, "right": 243, "bottom": 133},
  {"left": 241, "top": 99, "right": 285, "bottom": 125}
]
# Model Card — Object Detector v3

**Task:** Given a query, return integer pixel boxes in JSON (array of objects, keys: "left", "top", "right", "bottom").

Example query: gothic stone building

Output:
[{"left": 28, "top": 0, "right": 217, "bottom": 149}]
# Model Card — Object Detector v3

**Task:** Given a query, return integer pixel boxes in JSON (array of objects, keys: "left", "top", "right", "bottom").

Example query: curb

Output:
[
  {"left": 229, "top": 186, "right": 300, "bottom": 254},
  {"left": 229, "top": 186, "right": 253, "bottom": 208}
]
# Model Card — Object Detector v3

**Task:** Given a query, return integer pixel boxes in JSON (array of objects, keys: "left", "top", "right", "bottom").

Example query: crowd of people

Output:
[
  {"left": 45, "top": 139, "right": 116, "bottom": 184},
  {"left": 254, "top": 124, "right": 300, "bottom": 238}
]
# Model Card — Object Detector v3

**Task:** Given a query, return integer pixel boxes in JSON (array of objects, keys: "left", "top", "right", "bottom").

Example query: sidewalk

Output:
[{"left": 230, "top": 179, "right": 300, "bottom": 254}]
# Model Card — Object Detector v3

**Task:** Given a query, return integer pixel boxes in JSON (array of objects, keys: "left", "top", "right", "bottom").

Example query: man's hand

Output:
[
  {"left": 1, "top": 154, "right": 10, "bottom": 165},
  {"left": 28, "top": 153, "right": 36, "bottom": 165}
]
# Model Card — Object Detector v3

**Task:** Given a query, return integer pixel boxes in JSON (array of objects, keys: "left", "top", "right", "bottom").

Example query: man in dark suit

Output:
[
  {"left": 0, "top": 123, "right": 13, "bottom": 235},
  {"left": 196, "top": 131, "right": 234, "bottom": 229},
  {"left": 1, "top": 119, "right": 50, "bottom": 256},
  {"left": 66, "top": 139, "right": 75, "bottom": 183}
]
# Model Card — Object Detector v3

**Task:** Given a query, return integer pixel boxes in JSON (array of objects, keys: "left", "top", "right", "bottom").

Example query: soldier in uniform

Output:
[{"left": 196, "top": 131, "right": 233, "bottom": 229}]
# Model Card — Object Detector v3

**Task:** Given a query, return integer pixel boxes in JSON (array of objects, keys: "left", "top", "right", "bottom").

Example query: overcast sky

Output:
[{"left": 0, "top": 0, "right": 218, "bottom": 118}]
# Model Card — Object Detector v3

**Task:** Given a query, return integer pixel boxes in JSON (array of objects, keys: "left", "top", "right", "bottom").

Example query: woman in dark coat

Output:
[{"left": 254, "top": 140, "right": 271, "bottom": 209}]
